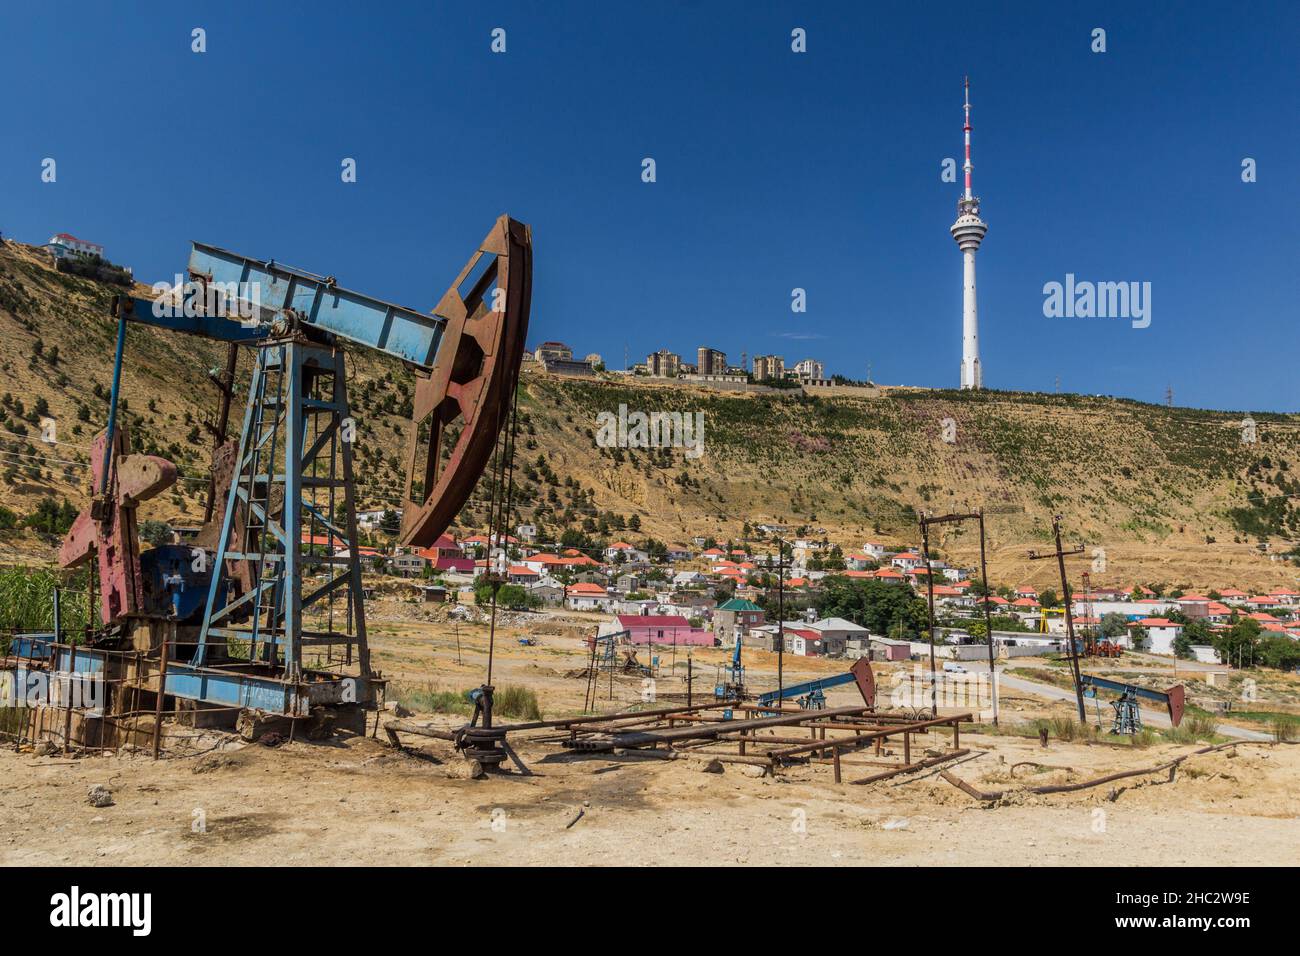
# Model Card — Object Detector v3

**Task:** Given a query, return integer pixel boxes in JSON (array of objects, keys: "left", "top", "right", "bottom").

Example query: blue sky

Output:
[{"left": 2, "top": 1, "right": 1296, "bottom": 412}]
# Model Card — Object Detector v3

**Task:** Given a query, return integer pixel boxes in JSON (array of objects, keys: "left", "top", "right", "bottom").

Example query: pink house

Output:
[{"left": 616, "top": 614, "right": 713, "bottom": 646}]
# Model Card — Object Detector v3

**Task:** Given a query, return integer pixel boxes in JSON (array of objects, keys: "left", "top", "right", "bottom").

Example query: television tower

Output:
[{"left": 950, "top": 77, "right": 988, "bottom": 389}]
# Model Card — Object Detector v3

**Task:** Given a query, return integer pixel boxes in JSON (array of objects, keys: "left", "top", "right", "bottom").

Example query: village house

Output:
[
  {"left": 1177, "top": 593, "right": 1212, "bottom": 618},
  {"left": 932, "top": 584, "right": 975, "bottom": 611},
  {"left": 713, "top": 597, "right": 765, "bottom": 647},
  {"left": 803, "top": 617, "right": 867, "bottom": 658},
  {"left": 566, "top": 582, "right": 614, "bottom": 611},
  {"left": 389, "top": 552, "right": 428, "bottom": 577},
  {"left": 605, "top": 541, "right": 650, "bottom": 563},
  {"left": 1130, "top": 617, "right": 1183, "bottom": 655},
  {"left": 890, "top": 552, "right": 923, "bottom": 571},
  {"left": 526, "top": 581, "right": 565, "bottom": 606},
  {"left": 616, "top": 614, "right": 712, "bottom": 646},
  {"left": 1010, "top": 596, "right": 1042, "bottom": 627},
  {"left": 614, "top": 597, "right": 659, "bottom": 617},
  {"left": 45, "top": 232, "right": 105, "bottom": 259},
  {"left": 507, "top": 565, "right": 540, "bottom": 585},
  {"left": 784, "top": 626, "right": 825, "bottom": 657},
  {"left": 860, "top": 542, "right": 886, "bottom": 560},
  {"left": 868, "top": 636, "right": 913, "bottom": 662}
]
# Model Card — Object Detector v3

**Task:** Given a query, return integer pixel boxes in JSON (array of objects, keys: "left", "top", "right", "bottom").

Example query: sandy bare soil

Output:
[{"left": 2, "top": 606, "right": 1297, "bottom": 867}]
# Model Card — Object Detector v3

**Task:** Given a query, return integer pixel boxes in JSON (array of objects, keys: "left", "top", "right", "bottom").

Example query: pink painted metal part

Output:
[{"left": 59, "top": 426, "right": 176, "bottom": 624}]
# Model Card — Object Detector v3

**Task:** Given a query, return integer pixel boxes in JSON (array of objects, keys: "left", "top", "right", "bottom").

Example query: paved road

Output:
[{"left": 994, "top": 669, "right": 1272, "bottom": 742}]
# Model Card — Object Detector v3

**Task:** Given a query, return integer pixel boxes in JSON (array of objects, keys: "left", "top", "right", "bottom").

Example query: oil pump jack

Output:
[{"left": 41, "top": 216, "right": 530, "bottom": 741}]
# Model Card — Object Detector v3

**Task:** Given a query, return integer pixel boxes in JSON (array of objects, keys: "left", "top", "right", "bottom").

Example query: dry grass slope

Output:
[{"left": 0, "top": 238, "right": 1296, "bottom": 592}]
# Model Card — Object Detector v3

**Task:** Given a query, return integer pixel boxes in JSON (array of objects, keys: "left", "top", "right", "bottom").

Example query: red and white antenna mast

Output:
[
  {"left": 951, "top": 76, "right": 988, "bottom": 390},
  {"left": 963, "top": 75, "right": 973, "bottom": 201}
]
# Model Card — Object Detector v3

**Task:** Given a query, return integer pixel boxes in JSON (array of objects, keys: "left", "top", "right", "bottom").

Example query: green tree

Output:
[
  {"left": 1099, "top": 613, "right": 1129, "bottom": 639},
  {"left": 1173, "top": 617, "right": 1212, "bottom": 659},
  {"left": 139, "top": 519, "right": 173, "bottom": 548},
  {"left": 1258, "top": 636, "right": 1300, "bottom": 671},
  {"left": 23, "top": 498, "right": 77, "bottom": 535},
  {"left": 1213, "top": 616, "right": 1262, "bottom": 668},
  {"left": 815, "top": 576, "right": 928, "bottom": 639},
  {"left": 1128, "top": 624, "right": 1149, "bottom": 650},
  {"left": 474, "top": 581, "right": 538, "bottom": 609}
]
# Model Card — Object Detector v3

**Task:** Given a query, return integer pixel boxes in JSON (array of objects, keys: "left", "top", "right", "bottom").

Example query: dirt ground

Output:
[{"left": 2, "top": 605, "right": 1297, "bottom": 866}]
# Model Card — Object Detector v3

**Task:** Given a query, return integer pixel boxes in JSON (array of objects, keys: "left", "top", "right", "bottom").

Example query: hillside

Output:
[
  {"left": 512, "top": 376, "right": 1299, "bottom": 591},
  {"left": 0, "top": 240, "right": 419, "bottom": 560},
  {"left": 0, "top": 237, "right": 1296, "bottom": 592}
]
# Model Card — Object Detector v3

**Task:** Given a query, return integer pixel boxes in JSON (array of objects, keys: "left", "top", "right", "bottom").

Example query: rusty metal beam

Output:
[
  {"left": 565, "top": 705, "right": 875, "bottom": 752},
  {"left": 852, "top": 748, "right": 971, "bottom": 785},
  {"left": 399, "top": 216, "right": 532, "bottom": 548},
  {"left": 766, "top": 714, "right": 971, "bottom": 759}
]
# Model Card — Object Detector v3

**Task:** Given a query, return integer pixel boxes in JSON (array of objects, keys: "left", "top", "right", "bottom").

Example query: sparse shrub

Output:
[
  {"left": 1049, "top": 717, "right": 1080, "bottom": 741},
  {"left": 1271, "top": 718, "right": 1297, "bottom": 743},
  {"left": 393, "top": 683, "right": 473, "bottom": 715},
  {"left": 1132, "top": 729, "right": 1158, "bottom": 749},
  {"left": 494, "top": 684, "right": 543, "bottom": 721}
]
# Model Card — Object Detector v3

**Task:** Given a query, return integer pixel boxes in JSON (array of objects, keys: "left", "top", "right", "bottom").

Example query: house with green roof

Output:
[{"left": 714, "top": 597, "right": 765, "bottom": 647}]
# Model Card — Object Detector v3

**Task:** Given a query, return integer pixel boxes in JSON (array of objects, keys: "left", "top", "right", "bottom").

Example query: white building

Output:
[
  {"left": 1071, "top": 598, "right": 1176, "bottom": 621},
  {"left": 1130, "top": 617, "right": 1183, "bottom": 655},
  {"left": 891, "top": 552, "right": 923, "bottom": 571},
  {"left": 565, "top": 583, "right": 615, "bottom": 612},
  {"left": 45, "top": 232, "right": 104, "bottom": 259},
  {"left": 792, "top": 359, "right": 825, "bottom": 382},
  {"left": 605, "top": 541, "right": 649, "bottom": 563}
]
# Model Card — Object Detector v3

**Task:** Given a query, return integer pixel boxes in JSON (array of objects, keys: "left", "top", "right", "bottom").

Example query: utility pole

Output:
[
  {"left": 976, "top": 510, "right": 998, "bottom": 725},
  {"left": 919, "top": 517, "right": 940, "bottom": 717},
  {"left": 919, "top": 510, "right": 1000, "bottom": 723},
  {"left": 1028, "top": 515, "right": 1087, "bottom": 722},
  {"left": 776, "top": 537, "right": 786, "bottom": 704}
]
